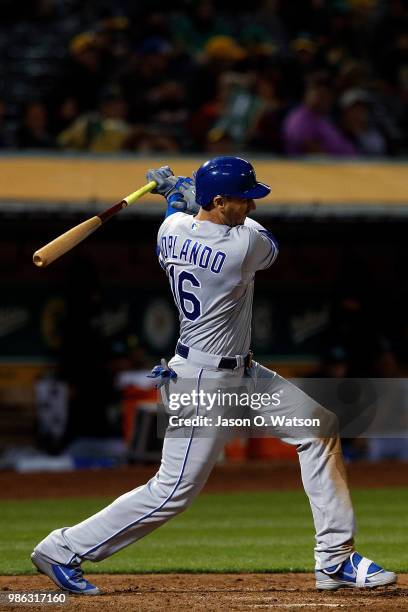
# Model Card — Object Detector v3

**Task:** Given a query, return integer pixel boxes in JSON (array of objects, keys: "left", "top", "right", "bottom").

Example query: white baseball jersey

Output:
[{"left": 157, "top": 213, "right": 278, "bottom": 356}]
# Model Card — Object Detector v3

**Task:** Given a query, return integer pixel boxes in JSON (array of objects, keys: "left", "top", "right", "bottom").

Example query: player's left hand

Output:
[
  {"left": 147, "top": 358, "right": 177, "bottom": 388},
  {"left": 146, "top": 166, "right": 177, "bottom": 196},
  {"left": 146, "top": 166, "right": 199, "bottom": 214}
]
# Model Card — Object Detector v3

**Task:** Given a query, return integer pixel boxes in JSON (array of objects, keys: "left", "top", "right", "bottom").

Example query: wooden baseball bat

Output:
[{"left": 32, "top": 181, "right": 157, "bottom": 268}]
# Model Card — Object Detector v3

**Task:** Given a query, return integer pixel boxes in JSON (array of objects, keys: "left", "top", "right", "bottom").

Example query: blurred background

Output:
[{"left": 0, "top": 0, "right": 408, "bottom": 471}]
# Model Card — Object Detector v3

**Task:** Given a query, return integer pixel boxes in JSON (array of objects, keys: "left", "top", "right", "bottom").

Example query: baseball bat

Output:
[{"left": 32, "top": 181, "right": 157, "bottom": 268}]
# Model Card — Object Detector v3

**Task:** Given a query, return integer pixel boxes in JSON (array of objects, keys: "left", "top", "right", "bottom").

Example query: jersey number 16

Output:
[{"left": 169, "top": 265, "right": 201, "bottom": 321}]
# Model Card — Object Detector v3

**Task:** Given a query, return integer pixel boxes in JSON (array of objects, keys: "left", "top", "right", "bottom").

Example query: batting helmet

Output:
[{"left": 195, "top": 156, "right": 271, "bottom": 207}]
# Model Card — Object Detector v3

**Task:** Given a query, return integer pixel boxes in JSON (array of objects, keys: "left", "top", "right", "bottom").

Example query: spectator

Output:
[
  {"left": 171, "top": 0, "right": 231, "bottom": 55},
  {"left": 58, "top": 87, "right": 131, "bottom": 152},
  {"left": 339, "top": 88, "right": 387, "bottom": 156},
  {"left": 1, "top": 1, "right": 407, "bottom": 155},
  {"left": 187, "top": 34, "right": 247, "bottom": 115},
  {"left": 334, "top": 60, "right": 403, "bottom": 155},
  {"left": 205, "top": 71, "right": 262, "bottom": 151},
  {"left": 335, "top": 59, "right": 369, "bottom": 96},
  {"left": 120, "top": 37, "right": 175, "bottom": 124},
  {"left": 248, "top": 61, "right": 292, "bottom": 152},
  {"left": 59, "top": 32, "right": 106, "bottom": 113},
  {"left": 371, "top": 0, "right": 408, "bottom": 76},
  {"left": 51, "top": 97, "right": 80, "bottom": 136},
  {"left": 16, "top": 102, "right": 55, "bottom": 149},
  {"left": 290, "top": 33, "right": 320, "bottom": 73},
  {"left": 282, "top": 72, "right": 357, "bottom": 156},
  {"left": 124, "top": 126, "right": 180, "bottom": 152},
  {"left": 144, "top": 79, "right": 189, "bottom": 147},
  {"left": 188, "top": 35, "right": 249, "bottom": 148},
  {"left": 93, "top": 16, "right": 132, "bottom": 74},
  {"left": 240, "top": 0, "right": 289, "bottom": 56}
]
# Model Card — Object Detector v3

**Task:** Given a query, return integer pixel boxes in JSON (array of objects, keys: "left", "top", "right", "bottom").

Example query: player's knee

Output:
[
  {"left": 174, "top": 496, "right": 194, "bottom": 514},
  {"left": 321, "top": 408, "right": 340, "bottom": 437},
  {"left": 148, "top": 476, "right": 198, "bottom": 513},
  {"left": 307, "top": 404, "right": 339, "bottom": 437},
  {"left": 174, "top": 479, "right": 202, "bottom": 511}
]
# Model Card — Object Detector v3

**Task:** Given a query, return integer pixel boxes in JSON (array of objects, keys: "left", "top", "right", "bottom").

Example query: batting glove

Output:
[
  {"left": 146, "top": 166, "right": 199, "bottom": 215},
  {"left": 147, "top": 358, "right": 177, "bottom": 388},
  {"left": 146, "top": 166, "right": 178, "bottom": 196},
  {"left": 168, "top": 176, "right": 199, "bottom": 215}
]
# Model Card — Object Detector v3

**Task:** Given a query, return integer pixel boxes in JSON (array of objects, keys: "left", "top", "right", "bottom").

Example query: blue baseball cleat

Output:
[
  {"left": 316, "top": 552, "right": 397, "bottom": 590},
  {"left": 31, "top": 550, "right": 100, "bottom": 595}
]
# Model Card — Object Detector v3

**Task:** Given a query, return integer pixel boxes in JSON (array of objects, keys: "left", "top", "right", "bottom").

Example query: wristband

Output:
[{"left": 165, "top": 193, "right": 185, "bottom": 217}]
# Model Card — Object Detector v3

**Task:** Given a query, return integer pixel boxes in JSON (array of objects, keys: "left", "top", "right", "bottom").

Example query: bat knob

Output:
[{"left": 33, "top": 252, "right": 45, "bottom": 267}]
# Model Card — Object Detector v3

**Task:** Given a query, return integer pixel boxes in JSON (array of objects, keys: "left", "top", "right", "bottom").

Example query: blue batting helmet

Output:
[{"left": 195, "top": 156, "right": 271, "bottom": 208}]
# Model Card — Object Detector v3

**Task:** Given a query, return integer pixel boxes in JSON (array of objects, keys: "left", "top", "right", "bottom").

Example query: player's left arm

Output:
[{"left": 242, "top": 217, "right": 279, "bottom": 271}]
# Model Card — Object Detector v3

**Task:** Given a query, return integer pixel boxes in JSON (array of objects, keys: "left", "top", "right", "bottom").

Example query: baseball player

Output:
[{"left": 31, "top": 156, "right": 396, "bottom": 594}]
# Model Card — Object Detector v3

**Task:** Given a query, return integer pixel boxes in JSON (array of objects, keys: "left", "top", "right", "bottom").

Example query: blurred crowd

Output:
[{"left": 0, "top": 0, "right": 407, "bottom": 155}]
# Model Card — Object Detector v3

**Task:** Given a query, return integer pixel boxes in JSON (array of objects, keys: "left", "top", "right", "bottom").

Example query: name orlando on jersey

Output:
[{"left": 159, "top": 234, "right": 226, "bottom": 274}]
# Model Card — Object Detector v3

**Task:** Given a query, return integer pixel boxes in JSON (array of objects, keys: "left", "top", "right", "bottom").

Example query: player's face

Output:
[{"left": 219, "top": 197, "right": 256, "bottom": 226}]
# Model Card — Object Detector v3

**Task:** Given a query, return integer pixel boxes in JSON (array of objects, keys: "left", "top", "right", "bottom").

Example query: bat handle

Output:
[
  {"left": 124, "top": 181, "right": 157, "bottom": 206},
  {"left": 97, "top": 181, "right": 158, "bottom": 224}
]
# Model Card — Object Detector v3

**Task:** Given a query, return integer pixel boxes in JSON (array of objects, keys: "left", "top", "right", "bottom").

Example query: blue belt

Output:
[{"left": 176, "top": 342, "right": 253, "bottom": 370}]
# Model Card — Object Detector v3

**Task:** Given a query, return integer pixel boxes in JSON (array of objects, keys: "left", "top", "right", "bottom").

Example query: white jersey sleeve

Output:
[
  {"left": 157, "top": 212, "right": 189, "bottom": 269},
  {"left": 241, "top": 217, "right": 279, "bottom": 272}
]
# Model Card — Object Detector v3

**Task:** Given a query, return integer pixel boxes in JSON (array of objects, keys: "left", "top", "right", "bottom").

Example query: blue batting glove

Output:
[
  {"left": 146, "top": 167, "right": 200, "bottom": 216},
  {"left": 147, "top": 358, "right": 177, "bottom": 388},
  {"left": 169, "top": 176, "right": 199, "bottom": 214}
]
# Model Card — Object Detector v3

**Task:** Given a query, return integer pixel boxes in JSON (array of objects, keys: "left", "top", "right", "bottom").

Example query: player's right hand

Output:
[
  {"left": 170, "top": 176, "right": 199, "bottom": 214},
  {"left": 146, "top": 166, "right": 178, "bottom": 196},
  {"left": 146, "top": 166, "right": 199, "bottom": 214}
]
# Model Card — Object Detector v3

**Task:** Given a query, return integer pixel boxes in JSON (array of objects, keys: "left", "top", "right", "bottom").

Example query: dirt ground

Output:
[
  {"left": 0, "top": 574, "right": 407, "bottom": 611},
  {"left": 0, "top": 460, "right": 407, "bottom": 500},
  {"left": 0, "top": 461, "right": 407, "bottom": 610}
]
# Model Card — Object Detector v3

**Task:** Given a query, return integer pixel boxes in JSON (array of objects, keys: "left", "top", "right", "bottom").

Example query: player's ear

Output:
[{"left": 213, "top": 195, "right": 224, "bottom": 208}]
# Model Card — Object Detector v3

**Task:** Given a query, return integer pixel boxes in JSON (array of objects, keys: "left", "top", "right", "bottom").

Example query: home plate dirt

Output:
[{"left": 0, "top": 574, "right": 407, "bottom": 611}]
